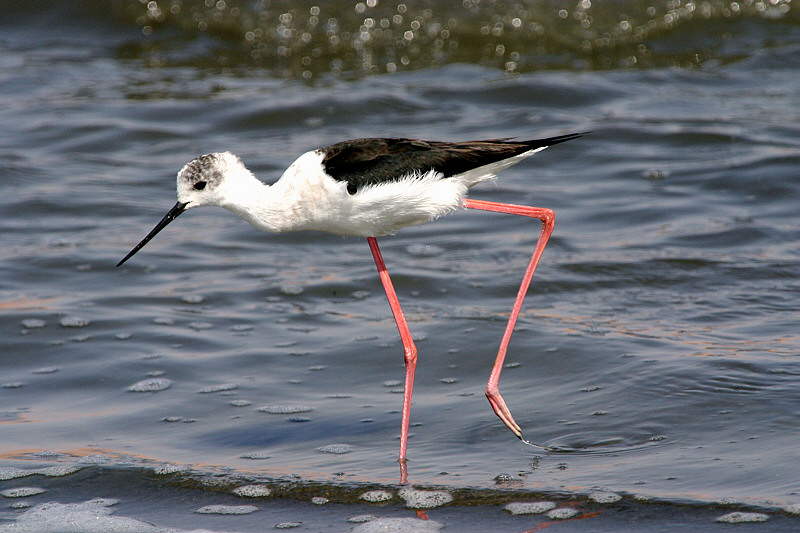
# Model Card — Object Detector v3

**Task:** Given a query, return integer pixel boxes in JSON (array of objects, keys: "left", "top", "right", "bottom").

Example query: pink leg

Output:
[
  {"left": 367, "top": 237, "right": 416, "bottom": 483},
  {"left": 462, "top": 198, "right": 555, "bottom": 445}
]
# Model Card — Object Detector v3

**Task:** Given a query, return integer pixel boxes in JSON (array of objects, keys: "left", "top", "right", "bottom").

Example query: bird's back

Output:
[{"left": 319, "top": 134, "right": 582, "bottom": 195}]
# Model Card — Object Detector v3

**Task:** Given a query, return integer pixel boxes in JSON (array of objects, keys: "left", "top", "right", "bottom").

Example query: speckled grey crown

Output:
[{"left": 179, "top": 153, "right": 225, "bottom": 189}]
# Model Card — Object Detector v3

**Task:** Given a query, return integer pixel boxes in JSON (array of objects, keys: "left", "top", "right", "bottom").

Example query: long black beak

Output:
[{"left": 117, "top": 201, "right": 187, "bottom": 267}]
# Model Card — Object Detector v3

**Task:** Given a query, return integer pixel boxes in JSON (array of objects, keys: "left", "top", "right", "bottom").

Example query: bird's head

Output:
[
  {"left": 176, "top": 151, "right": 246, "bottom": 209},
  {"left": 117, "top": 151, "right": 248, "bottom": 267}
]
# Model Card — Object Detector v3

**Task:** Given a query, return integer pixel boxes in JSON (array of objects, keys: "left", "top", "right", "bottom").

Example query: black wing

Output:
[{"left": 319, "top": 133, "right": 583, "bottom": 195}]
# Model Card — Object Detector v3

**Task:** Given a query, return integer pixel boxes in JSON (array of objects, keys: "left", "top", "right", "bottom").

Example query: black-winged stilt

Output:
[{"left": 118, "top": 133, "right": 583, "bottom": 482}]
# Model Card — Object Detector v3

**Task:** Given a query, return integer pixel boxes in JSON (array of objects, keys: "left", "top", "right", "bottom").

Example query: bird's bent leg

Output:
[
  {"left": 461, "top": 198, "right": 555, "bottom": 444},
  {"left": 367, "top": 237, "right": 416, "bottom": 483}
]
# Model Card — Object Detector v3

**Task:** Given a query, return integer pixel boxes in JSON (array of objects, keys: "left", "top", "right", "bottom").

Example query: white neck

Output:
[{"left": 219, "top": 169, "right": 297, "bottom": 234}]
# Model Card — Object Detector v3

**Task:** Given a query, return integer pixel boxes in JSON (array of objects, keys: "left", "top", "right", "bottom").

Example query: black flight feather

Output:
[{"left": 319, "top": 133, "right": 584, "bottom": 195}]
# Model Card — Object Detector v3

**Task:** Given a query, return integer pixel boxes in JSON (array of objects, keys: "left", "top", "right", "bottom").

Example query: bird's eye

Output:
[{"left": 194, "top": 181, "right": 207, "bottom": 190}]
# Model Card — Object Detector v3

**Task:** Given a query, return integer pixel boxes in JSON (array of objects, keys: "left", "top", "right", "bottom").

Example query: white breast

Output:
[{"left": 273, "top": 151, "right": 469, "bottom": 237}]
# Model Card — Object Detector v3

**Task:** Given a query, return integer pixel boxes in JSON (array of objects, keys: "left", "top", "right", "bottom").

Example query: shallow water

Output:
[{"left": 1, "top": 2, "right": 799, "bottom": 530}]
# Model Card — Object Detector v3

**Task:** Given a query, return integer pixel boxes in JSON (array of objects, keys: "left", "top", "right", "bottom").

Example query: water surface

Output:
[{"left": 1, "top": 2, "right": 799, "bottom": 530}]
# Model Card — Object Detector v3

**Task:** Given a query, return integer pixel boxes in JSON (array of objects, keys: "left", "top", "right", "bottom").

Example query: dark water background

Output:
[{"left": 1, "top": 1, "right": 799, "bottom": 531}]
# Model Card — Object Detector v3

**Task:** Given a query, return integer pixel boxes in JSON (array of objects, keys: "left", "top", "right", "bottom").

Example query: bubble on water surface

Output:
[
  {"left": 0, "top": 499, "right": 174, "bottom": 533},
  {"left": 198, "top": 383, "right": 237, "bottom": 393},
  {"left": 783, "top": 503, "right": 800, "bottom": 515},
  {"left": 2, "top": 382, "right": 23, "bottom": 389},
  {"left": 398, "top": 488, "right": 453, "bottom": 509},
  {"left": 29, "top": 451, "right": 66, "bottom": 459},
  {"left": 75, "top": 454, "right": 111, "bottom": 465},
  {"left": 316, "top": 444, "right": 352, "bottom": 454},
  {"left": 240, "top": 452, "right": 271, "bottom": 460},
  {"left": 311, "top": 496, "right": 328, "bottom": 505},
  {"left": 38, "top": 465, "right": 81, "bottom": 477},
  {"left": 195, "top": 504, "right": 259, "bottom": 514},
  {"left": 588, "top": 490, "right": 622, "bottom": 503},
  {"left": 716, "top": 512, "right": 769, "bottom": 523},
  {"left": 10, "top": 501, "right": 31, "bottom": 509},
  {"left": 153, "top": 463, "right": 191, "bottom": 475},
  {"left": 21, "top": 319, "right": 46, "bottom": 329},
  {"left": 275, "top": 522, "right": 301, "bottom": 529},
  {"left": 128, "top": 378, "right": 172, "bottom": 392},
  {"left": 181, "top": 294, "right": 204, "bottom": 303},
  {"left": 352, "top": 517, "right": 443, "bottom": 532},
  {"left": 360, "top": 490, "right": 393, "bottom": 503},
  {"left": 31, "top": 367, "right": 59, "bottom": 374},
  {"left": 504, "top": 501, "right": 556, "bottom": 515},
  {"left": 406, "top": 244, "right": 443, "bottom": 257},
  {"left": 280, "top": 285, "right": 304, "bottom": 295},
  {"left": 347, "top": 514, "right": 378, "bottom": 522},
  {"left": 1, "top": 487, "right": 46, "bottom": 498},
  {"left": 229, "top": 399, "right": 252, "bottom": 407},
  {"left": 232, "top": 484, "right": 272, "bottom": 497},
  {"left": 0, "top": 465, "right": 80, "bottom": 482},
  {"left": 258, "top": 405, "right": 312, "bottom": 414},
  {"left": 547, "top": 507, "right": 579, "bottom": 519},
  {"left": 59, "top": 316, "right": 90, "bottom": 328}
]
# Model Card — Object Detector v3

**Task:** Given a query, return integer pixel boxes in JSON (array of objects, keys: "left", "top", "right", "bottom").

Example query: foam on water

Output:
[
  {"left": 504, "top": 501, "right": 556, "bottom": 515},
  {"left": 347, "top": 514, "right": 379, "bottom": 523},
  {"left": 588, "top": 490, "right": 623, "bottom": 503},
  {"left": 257, "top": 405, "right": 312, "bottom": 414},
  {"left": 716, "top": 512, "right": 770, "bottom": 523},
  {"left": 351, "top": 517, "right": 443, "bottom": 533},
  {"left": 232, "top": 484, "right": 272, "bottom": 497},
  {"left": 398, "top": 488, "right": 453, "bottom": 509},
  {"left": 194, "top": 504, "right": 259, "bottom": 514},
  {"left": 197, "top": 383, "right": 238, "bottom": 393},
  {"left": 360, "top": 490, "right": 393, "bottom": 503},
  {"left": 0, "top": 499, "right": 157, "bottom": 533},
  {"left": 1, "top": 487, "right": 46, "bottom": 498},
  {"left": 0, "top": 466, "right": 81, "bottom": 481},
  {"left": 316, "top": 444, "right": 353, "bottom": 454},
  {"left": 59, "top": 316, "right": 90, "bottom": 328},
  {"left": 547, "top": 507, "right": 579, "bottom": 520},
  {"left": 128, "top": 378, "right": 172, "bottom": 392},
  {"left": 153, "top": 463, "right": 191, "bottom": 475}
]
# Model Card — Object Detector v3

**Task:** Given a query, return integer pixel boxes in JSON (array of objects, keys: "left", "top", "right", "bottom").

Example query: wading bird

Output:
[{"left": 118, "top": 133, "right": 583, "bottom": 482}]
